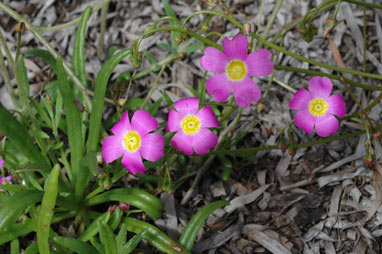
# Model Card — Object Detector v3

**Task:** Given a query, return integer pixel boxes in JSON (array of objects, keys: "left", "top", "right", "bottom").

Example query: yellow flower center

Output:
[
  {"left": 181, "top": 115, "right": 201, "bottom": 135},
  {"left": 123, "top": 131, "right": 141, "bottom": 152},
  {"left": 309, "top": 98, "right": 328, "bottom": 117},
  {"left": 226, "top": 60, "right": 247, "bottom": 81}
]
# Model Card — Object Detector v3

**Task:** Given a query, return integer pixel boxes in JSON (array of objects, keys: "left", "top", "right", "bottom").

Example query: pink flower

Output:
[
  {"left": 102, "top": 110, "right": 165, "bottom": 174},
  {"left": 0, "top": 176, "right": 12, "bottom": 191},
  {"left": 200, "top": 34, "right": 273, "bottom": 108},
  {"left": 166, "top": 97, "right": 219, "bottom": 155},
  {"left": 289, "top": 76, "right": 346, "bottom": 137},
  {"left": 0, "top": 158, "right": 4, "bottom": 168}
]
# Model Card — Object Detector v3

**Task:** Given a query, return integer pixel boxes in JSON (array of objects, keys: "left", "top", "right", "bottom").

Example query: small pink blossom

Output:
[
  {"left": 0, "top": 158, "right": 4, "bottom": 168},
  {"left": 200, "top": 34, "right": 273, "bottom": 108},
  {"left": 102, "top": 110, "right": 165, "bottom": 174},
  {"left": 166, "top": 97, "right": 219, "bottom": 155},
  {"left": 289, "top": 76, "right": 346, "bottom": 137},
  {"left": 0, "top": 176, "right": 12, "bottom": 191}
]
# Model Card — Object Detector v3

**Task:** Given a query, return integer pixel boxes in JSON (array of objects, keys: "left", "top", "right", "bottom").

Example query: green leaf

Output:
[
  {"left": 157, "top": 42, "right": 176, "bottom": 53},
  {"left": 180, "top": 42, "right": 202, "bottom": 53},
  {"left": 108, "top": 207, "right": 122, "bottom": 231},
  {"left": 79, "top": 211, "right": 111, "bottom": 242},
  {"left": 17, "top": 55, "right": 30, "bottom": 99},
  {"left": 37, "top": 164, "right": 61, "bottom": 254},
  {"left": 10, "top": 238, "right": 19, "bottom": 254},
  {"left": 73, "top": 6, "right": 92, "bottom": 85},
  {"left": 0, "top": 191, "right": 42, "bottom": 229},
  {"left": 179, "top": 200, "right": 229, "bottom": 251},
  {"left": 162, "top": 0, "right": 182, "bottom": 48},
  {"left": 24, "top": 49, "right": 57, "bottom": 74},
  {"left": 24, "top": 243, "right": 39, "bottom": 254},
  {"left": 56, "top": 58, "right": 84, "bottom": 197},
  {"left": 0, "top": 107, "right": 49, "bottom": 172},
  {"left": 116, "top": 224, "right": 127, "bottom": 249},
  {"left": 53, "top": 235, "right": 100, "bottom": 254},
  {"left": 87, "top": 49, "right": 131, "bottom": 152},
  {"left": 124, "top": 217, "right": 188, "bottom": 254},
  {"left": 148, "top": 97, "right": 163, "bottom": 116},
  {"left": 85, "top": 188, "right": 163, "bottom": 219},
  {"left": 119, "top": 229, "right": 145, "bottom": 254},
  {"left": 98, "top": 222, "right": 118, "bottom": 254},
  {"left": 0, "top": 219, "right": 35, "bottom": 245},
  {"left": 30, "top": 97, "right": 51, "bottom": 126},
  {"left": 161, "top": 90, "right": 174, "bottom": 109}
]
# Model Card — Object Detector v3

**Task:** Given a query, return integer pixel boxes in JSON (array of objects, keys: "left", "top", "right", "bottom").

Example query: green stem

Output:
[
  {"left": 33, "top": 1, "right": 108, "bottom": 32},
  {"left": 274, "top": 65, "right": 382, "bottom": 91},
  {"left": 342, "top": 0, "right": 382, "bottom": 9},
  {"left": 209, "top": 124, "right": 382, "bottom": 155},
  {"left": 0, "top": 45, "right": 19, "bottom": 109},
  {"left": 142, "top": 63, "right": 167, "bottom": 108},
  {"left": 98, "top": 0, "right": 110, "bottom": 60},
  {"left": 362, "top": 0, "right": 367, "bottom": 73},
  {"left": 257, "top": 0, "right": 283, "bottom": 49}
]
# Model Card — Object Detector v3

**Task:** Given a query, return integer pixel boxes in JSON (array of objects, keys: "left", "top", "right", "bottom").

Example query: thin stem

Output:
[
  {"left": 362, "top": 0, "right": 367, "bottom": 73},
  {"left": 257, "top": 0, "right": 283, "bottom": 49},
  {"left": 0, "top": 46, "right": 19, "bottom": 109},
  {"left": 208, "top": 124, "right": 382, "bottom": 155},
  {"left": 98, "top": 0, "right": 110, "bottom": 60},
  {"left": 33, "top": 1, "right": 108, "bottom": 32},
  {"left": 273, "top": 78, "right": 297, "bottom": 93},
  {"left": 142, "top": 63, "right": 167, "bottom": 108},
  {"left": 342, "top": 0, "right": 382, "bottom": 9},
  {"left": 274, "top": 65, "right": 382, "bottom": 90}
]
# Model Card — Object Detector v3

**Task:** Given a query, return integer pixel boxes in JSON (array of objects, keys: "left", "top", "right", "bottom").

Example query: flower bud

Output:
[
  {"left": 108, "top": 205, "right": 116, "bottom": 213},
  {"left": 323, "top": 17, "right": 338, "bottom": 37},
  {"left": 288, "top": 145, "right": 296, "bottom": 156},
  {"left": 257, "top": 101, "right": 266, "bottom": 113},
  {"left": 244, "top": 22, "right": 251, "bottom": 36},
  {"left": 75, "top": 98, "right": 84, "bottom": 113},
  {"left": 364, "top": 147, "right": 375, "bottom": 168},
  {"left": 119, "top": 202, "right": 130, "bottom": 211},
  {"left": 15, "top": 22, "right": 26, "bottom": 33}
]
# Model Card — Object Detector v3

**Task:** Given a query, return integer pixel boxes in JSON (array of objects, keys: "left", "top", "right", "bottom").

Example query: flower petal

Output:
[
  {"left": 0, "top": 158, "right": 4, "bottom": 168},
  {"left": 196, "top": 105, "right": 219, "bottom": 128},
  {"left": 289, "top": 88, "right": 311, "bottom": 111},
  {"left": 294, "top": 110, "right": 316, "bottom": 134},
  {"left": 102, "top": 135, "right": 124, "bottom": 163},
  {"left": 233, "top": 76, "right": 261, "bottom": 108},
  {"left": 121, "top": 151, "right": 146, "bottom": 175},
  {"left": 206, "top": 73, "right": 233, "bottom": 102},
  {"left": 131, "top": 109, "right": 158, "bottom": 137},
  {"left": 222, "top": 34, "right": 248, "bottom": 60},
  {"left": 200, "top": 47, "right": 229, "bottom": 73},
  {"left": 111, "top": 111, "right": 131, "bottom": 135},
  {"left": 327, "top": 94, "right": 346, "bottom": 117},
  {"left": 315, "top": 114, "right": 339, "bottom": 137},
  {"left": 173, "top": 97, "right": 200, "bottom": 115},
  {"left": 140, "top": 133, "right": 165, "bottom": 162},
  {"left": 192, "top": 128, "right": 218, "bottom": 155},
  {"left": 308, "top": 76, "right": 333, "bottom": 98},
  {"left": 166, "top": 108, "right": 182, "bottom": 133},
  {"left": 245, "top": 49, "right": 273, "bottom": 77},
  {"left": 171, "top": 132, "right": 193, "bottom": 155}
]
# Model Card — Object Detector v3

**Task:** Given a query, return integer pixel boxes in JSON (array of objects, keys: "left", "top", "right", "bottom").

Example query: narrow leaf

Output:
[
  {"left": 98, "top": 222, "right": 118, "bottom": 254},
  {"left": 73, "top": 6, "right": 92, "bottom": 85},
  {"left": 87, "top": 49, "right": 131, "bottom": 152},
  {"left": 57, "top": 58, "right": 84, "bottom": 196},
  {"left": 179, "top": 200, "right": 229, "bottom": 251},
  {"left": 85, "top": 188, "right": 163, "bottom": 219},
  {"left": 53, "top": 235, "right": 100, "bottom": 254},
  {"left": 37, "top": 164, "right": 61, "bottom": 254}
]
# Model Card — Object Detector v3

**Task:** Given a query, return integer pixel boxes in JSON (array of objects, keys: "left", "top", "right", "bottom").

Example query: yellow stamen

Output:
[
  {"left": 226, "top": 60, "right": 247, "bottom": 81},
  {"left": 181, "top": 115, "right": 201, "bottom": 135},
  {"left": 309, "top": 98, "right": 328, "bottom": 117},
  {"left": 123, "top": 131, "right": 141, "bottom": 152}
]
